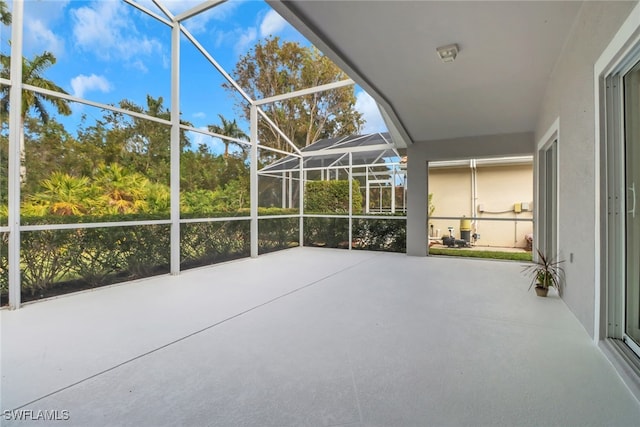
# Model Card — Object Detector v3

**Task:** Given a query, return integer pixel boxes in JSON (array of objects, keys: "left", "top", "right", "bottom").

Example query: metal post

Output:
[
  {"left": 365, "top": 172, "right": 370, "bottom": 214},
  {"left": 281, "top": 171, "right": 286, "bottom": 209},
  {"left": 288, "top": 171, "right": 293, "bottom": 209},
  {"left": 391, "top": 167, "right": 396, "bottom": 213},
  {"left": 250, "top": 105, "right": 258, "bottom": 257},
  {"left": 349, "top": 152, "right": 353, "bottom": 250},
  {"left": 169, "top": 21, "right": 181, "bottom": 275},
  {"left": 8, "top": 0, "right": 24, "bottom": 309},
  {"left": 299, "top": 157, "right": 304, "bottom": 247}
]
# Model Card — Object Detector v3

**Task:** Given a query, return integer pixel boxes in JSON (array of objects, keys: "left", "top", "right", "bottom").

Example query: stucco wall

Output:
[
  {"left": 407, "top": 133, "right": 534, "bottom": 256},
  {"left": 534, "top": 1, "right": 638, "bottom": 337},
  {"left": 429, "top": 164, "right": 533, "bottom": 248}
]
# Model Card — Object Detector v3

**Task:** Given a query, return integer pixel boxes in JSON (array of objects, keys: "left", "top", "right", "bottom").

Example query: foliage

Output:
[
  {"left": 522, "top": 249, "right": 564, "bottom": 294},
  {"left": 429, "top": 192, "right": 435, "bottom": 217},
  {"left": 0, "top": 0, "right": 10, "bottom": 26},
  {"left": 305, "top": 180, "right": 363, "bottom": 214},
  {"left": 20, "top": 229, "right": 76, "bottom": 295},
  {"left": 181, "top": 220, "right": 250, "bottom": 269},
  {"left": 27, "top": 172, "right": 99, "bottom": 216},
  {"left": 353, "top": 218, "right": 406, "bottom": 252},
  {"left": 225, "top": 36, "right": 363, "bottom": 155},
  {"left": 0, "top": 50, "right": 72, "bottom": 185},
  {"left": 208, "top": 114, "right": 248, "bottom": 159},
  {"left": 303, "top": 217, "right": 349, "bottom": 248},
  {"left": 258, "top": 217, "right": 299, "bottom": 254}
]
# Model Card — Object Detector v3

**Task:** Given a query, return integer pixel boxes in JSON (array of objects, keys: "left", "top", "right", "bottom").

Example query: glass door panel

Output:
[
  {"left": 624, "top": 60, "right": 640, "bottom": 347},
  {"left": 544, "top": 140, "right": 557, "bottom": 258}
]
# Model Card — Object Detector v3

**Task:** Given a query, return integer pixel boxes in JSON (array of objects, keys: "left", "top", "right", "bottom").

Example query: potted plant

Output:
[{"left": 522, "top": 249, "right": 564, "bottom": 297}]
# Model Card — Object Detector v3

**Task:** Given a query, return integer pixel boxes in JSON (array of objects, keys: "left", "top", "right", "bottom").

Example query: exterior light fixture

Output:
[{"left": 436, "top": 44, "right": 459, "bottom": 63}]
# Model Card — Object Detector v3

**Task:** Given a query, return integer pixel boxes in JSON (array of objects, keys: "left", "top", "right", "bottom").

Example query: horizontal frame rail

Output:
[{"left": 430, "top": 216, "right": 534, "bottom": 222}]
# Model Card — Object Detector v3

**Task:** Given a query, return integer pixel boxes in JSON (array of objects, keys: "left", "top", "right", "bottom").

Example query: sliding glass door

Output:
[{"left": 625, "top": 60, "right": 640, "bottom": 351}]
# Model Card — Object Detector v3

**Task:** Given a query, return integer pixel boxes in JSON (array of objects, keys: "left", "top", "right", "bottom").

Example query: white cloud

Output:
[
  {"left": 70, "top": 74, "right": 112, "bottom": 99},
  {"left": 71, "top": 1, "right": 162, "bottom": 62},
  {"left": 130, "top": 59, "right": 149, "bottom": 74},
  {"left": 259, "top": 9, "right": 287, "bottom": 38},
  {"left": 136, "top": 0, "right": 245, "bottom": 34},
  {"left": 355, "top": 91, "right": 387, "bottom": 134},
  {"left": 193, "top": 112, "right": 206, "bottom": 119},
  {"left": 23, "top": 0, "right": 70, "bottom": 23},
  {"left": 25, "top": 19, "right": 65, "bottom": 56},
  {"left": 235, "top": 27, "right": 257, "bottom": 55}
]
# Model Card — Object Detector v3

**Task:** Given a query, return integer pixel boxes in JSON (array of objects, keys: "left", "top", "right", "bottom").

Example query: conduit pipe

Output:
[{"left": 470, "top": 159, "right": 478, "bottom": 237}]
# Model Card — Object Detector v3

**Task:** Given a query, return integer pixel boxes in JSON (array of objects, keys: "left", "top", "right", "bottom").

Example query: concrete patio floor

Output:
[{"left": 2, "top": 247, "right": 640, "bottom": 426}]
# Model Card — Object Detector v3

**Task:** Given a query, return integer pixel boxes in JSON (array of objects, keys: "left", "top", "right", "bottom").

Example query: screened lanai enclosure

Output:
[
  {"left": 0, "top": 0, "right": 406, "bottom": 309},
  {"left": 260, "top": 132, "right": 406, "bottom": 214}
]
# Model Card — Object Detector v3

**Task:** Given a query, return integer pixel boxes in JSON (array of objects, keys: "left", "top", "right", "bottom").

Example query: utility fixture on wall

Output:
[{"left": 436, "top": 44, "right": 459, "bottom": 63}]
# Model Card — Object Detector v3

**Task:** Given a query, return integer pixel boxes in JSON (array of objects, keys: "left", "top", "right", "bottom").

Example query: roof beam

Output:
[
  {"left": 255, "top": 79, "right": 354, "bottom": 106},
  {"left": 302, "top": 143, "right": 396, "bottom": 157},
  {"left": 175, "top": 0, "right": 226, "bottom": 23}
]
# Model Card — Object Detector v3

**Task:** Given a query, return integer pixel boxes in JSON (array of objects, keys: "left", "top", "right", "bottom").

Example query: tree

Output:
[
  {"left": 93, "top": 163, "right": 150, "bottom": 214},
  {"left": 0, "top": 0, "right": 11, "bottom": 26},
  {"left": 224, "top": 37, "right": 364, "bottom": 154},
  {"left": 0, "top": 51, "right": 72, "bottom": 185},
  {"left": 207, "top": 114, "right": 248, "bottom": 160},
  {"left": 115, "top": 95, "right": 191, "bottom": 184},
  {"left": 26, "top": 172, "right": 97, "bottom": 216}
]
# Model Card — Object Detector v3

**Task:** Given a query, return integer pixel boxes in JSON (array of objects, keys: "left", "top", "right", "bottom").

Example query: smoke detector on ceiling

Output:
[{"left": 436, "top": 44, "right": 459, "bottom": 63}]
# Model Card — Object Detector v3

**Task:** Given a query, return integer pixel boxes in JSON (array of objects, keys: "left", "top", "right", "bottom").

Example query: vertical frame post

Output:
[
  {"left": 348, "top": 152, "right": 353, "bottom": 250},
  {"left": 299, "top": 157, "right": 304, "bottom": 247},
  {"left": 170, "top": 21, "right": 181, "bottom": 274},
  {"left": 250, "top": 105, "right": 258, "bottom": 257},
  {"left": 281, "top": 172, "right": 286, "bottom": 209},
  {"left": 8, "top": 0, "right": 24, "bottom": 309}
]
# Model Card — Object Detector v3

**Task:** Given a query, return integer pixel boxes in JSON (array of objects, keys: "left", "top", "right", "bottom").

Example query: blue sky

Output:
[{"left": 3, "top": 0, "right": 386, "bottom": 152}]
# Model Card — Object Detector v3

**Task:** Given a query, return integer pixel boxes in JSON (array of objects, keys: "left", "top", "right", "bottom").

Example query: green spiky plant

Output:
[{"left": 522, "top": 249, "right": 564, "bottom": 296}]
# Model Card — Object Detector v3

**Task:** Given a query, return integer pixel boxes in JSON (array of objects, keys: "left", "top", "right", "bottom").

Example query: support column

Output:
[
  {"left": 170, "top": 22, "right": 181, "bottom": 275},
  {"left": 281, "top": 172, "right": 286, "bottom": 209},
  {"left": 299, "top": 158, "right": 304, "bottom": 247},
  {"left": 391, "top": 168, "right": 396, "bottom": 213},
  {"left": 365, "top": 172, "right": 370, "bottom": 214},
  {"left": 250, "top": 105, "right": 258, "bottom": 257},
  {"left": 288, "top": 172, "right": 293, "bottom": 209},
  {"left": 407, "top": 149, "right": 428, "bottom": 256},
  {"left": 8, "top": 0, "right": 24, "bottom": 309},
  {"left": 348, "top": 152, "right": 353, "bottom": 250}
]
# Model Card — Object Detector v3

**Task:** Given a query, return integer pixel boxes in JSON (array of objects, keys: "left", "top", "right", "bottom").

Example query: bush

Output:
[
  {"left": 352, "top": 218, "right": 406, "bottom": 252},
  {"left": 180, "top": 220, "right": 250, "bottom": 269},
  {"left": 258, "top": 217, "right": 299, "bottom": 254},
  {"left": 305, "top": 180, "right": 363, "bottom": 214},
  {"left": 303, "top": 217, "right": 350, "bottom": 248}
]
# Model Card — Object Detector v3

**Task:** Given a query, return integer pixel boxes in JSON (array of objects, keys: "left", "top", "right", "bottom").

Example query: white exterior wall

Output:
[
  {"left": 534, "top": 1, "right": 638, "bottom": 337},
  {"left": 407, "top": 133, "right": 533, "bottom": 256},
  {"left": 429, "top": 164, "right": 533, "bottom": 248}
]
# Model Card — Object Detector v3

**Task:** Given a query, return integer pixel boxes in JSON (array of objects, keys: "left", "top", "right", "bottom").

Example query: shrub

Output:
[
  {"left": 181, "top": 220, "right": 250, "bottom": 269},
  {"left": 305, "top": 180, "right": 363, "bottom": 214},
  {"left": 303, "top": 217, "right": 350, "bottom": 248},
  {"left": 258, "top": 217, "right": 299, "bottom": 254},
  {"left": 352, "top": 218, "right": 406, "bottom": 252}
]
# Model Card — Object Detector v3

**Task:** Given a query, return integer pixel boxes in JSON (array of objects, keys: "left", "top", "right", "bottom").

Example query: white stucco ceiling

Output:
[{"left": 268, "top": 1, "right": 583, "bottom": 146}]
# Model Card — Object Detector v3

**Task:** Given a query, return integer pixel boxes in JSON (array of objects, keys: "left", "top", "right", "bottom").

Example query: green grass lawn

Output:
[{"left": 429, "top": 247, "right": 532, "bottom": 262}]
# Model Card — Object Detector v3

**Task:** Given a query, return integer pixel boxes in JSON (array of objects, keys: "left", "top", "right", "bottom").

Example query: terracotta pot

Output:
[{"left": 535, "top": 286, "right": 549, "bottom": 297}]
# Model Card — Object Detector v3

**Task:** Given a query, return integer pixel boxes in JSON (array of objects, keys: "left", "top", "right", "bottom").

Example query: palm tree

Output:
[
  {"left": 0, "top": 51, "right": 72, "bottom": 185},
  {"left": 27, "top": 172, "right": 96, "bottom": 216},
  {"left": 93, "top": 163, "right": 150, "bottom": 214},
  {"left": 207, "top": 114, "right": 249, "bottom": 160},
  {"left": 0, "top": 0, "right": 11, "bottom": 25}
]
